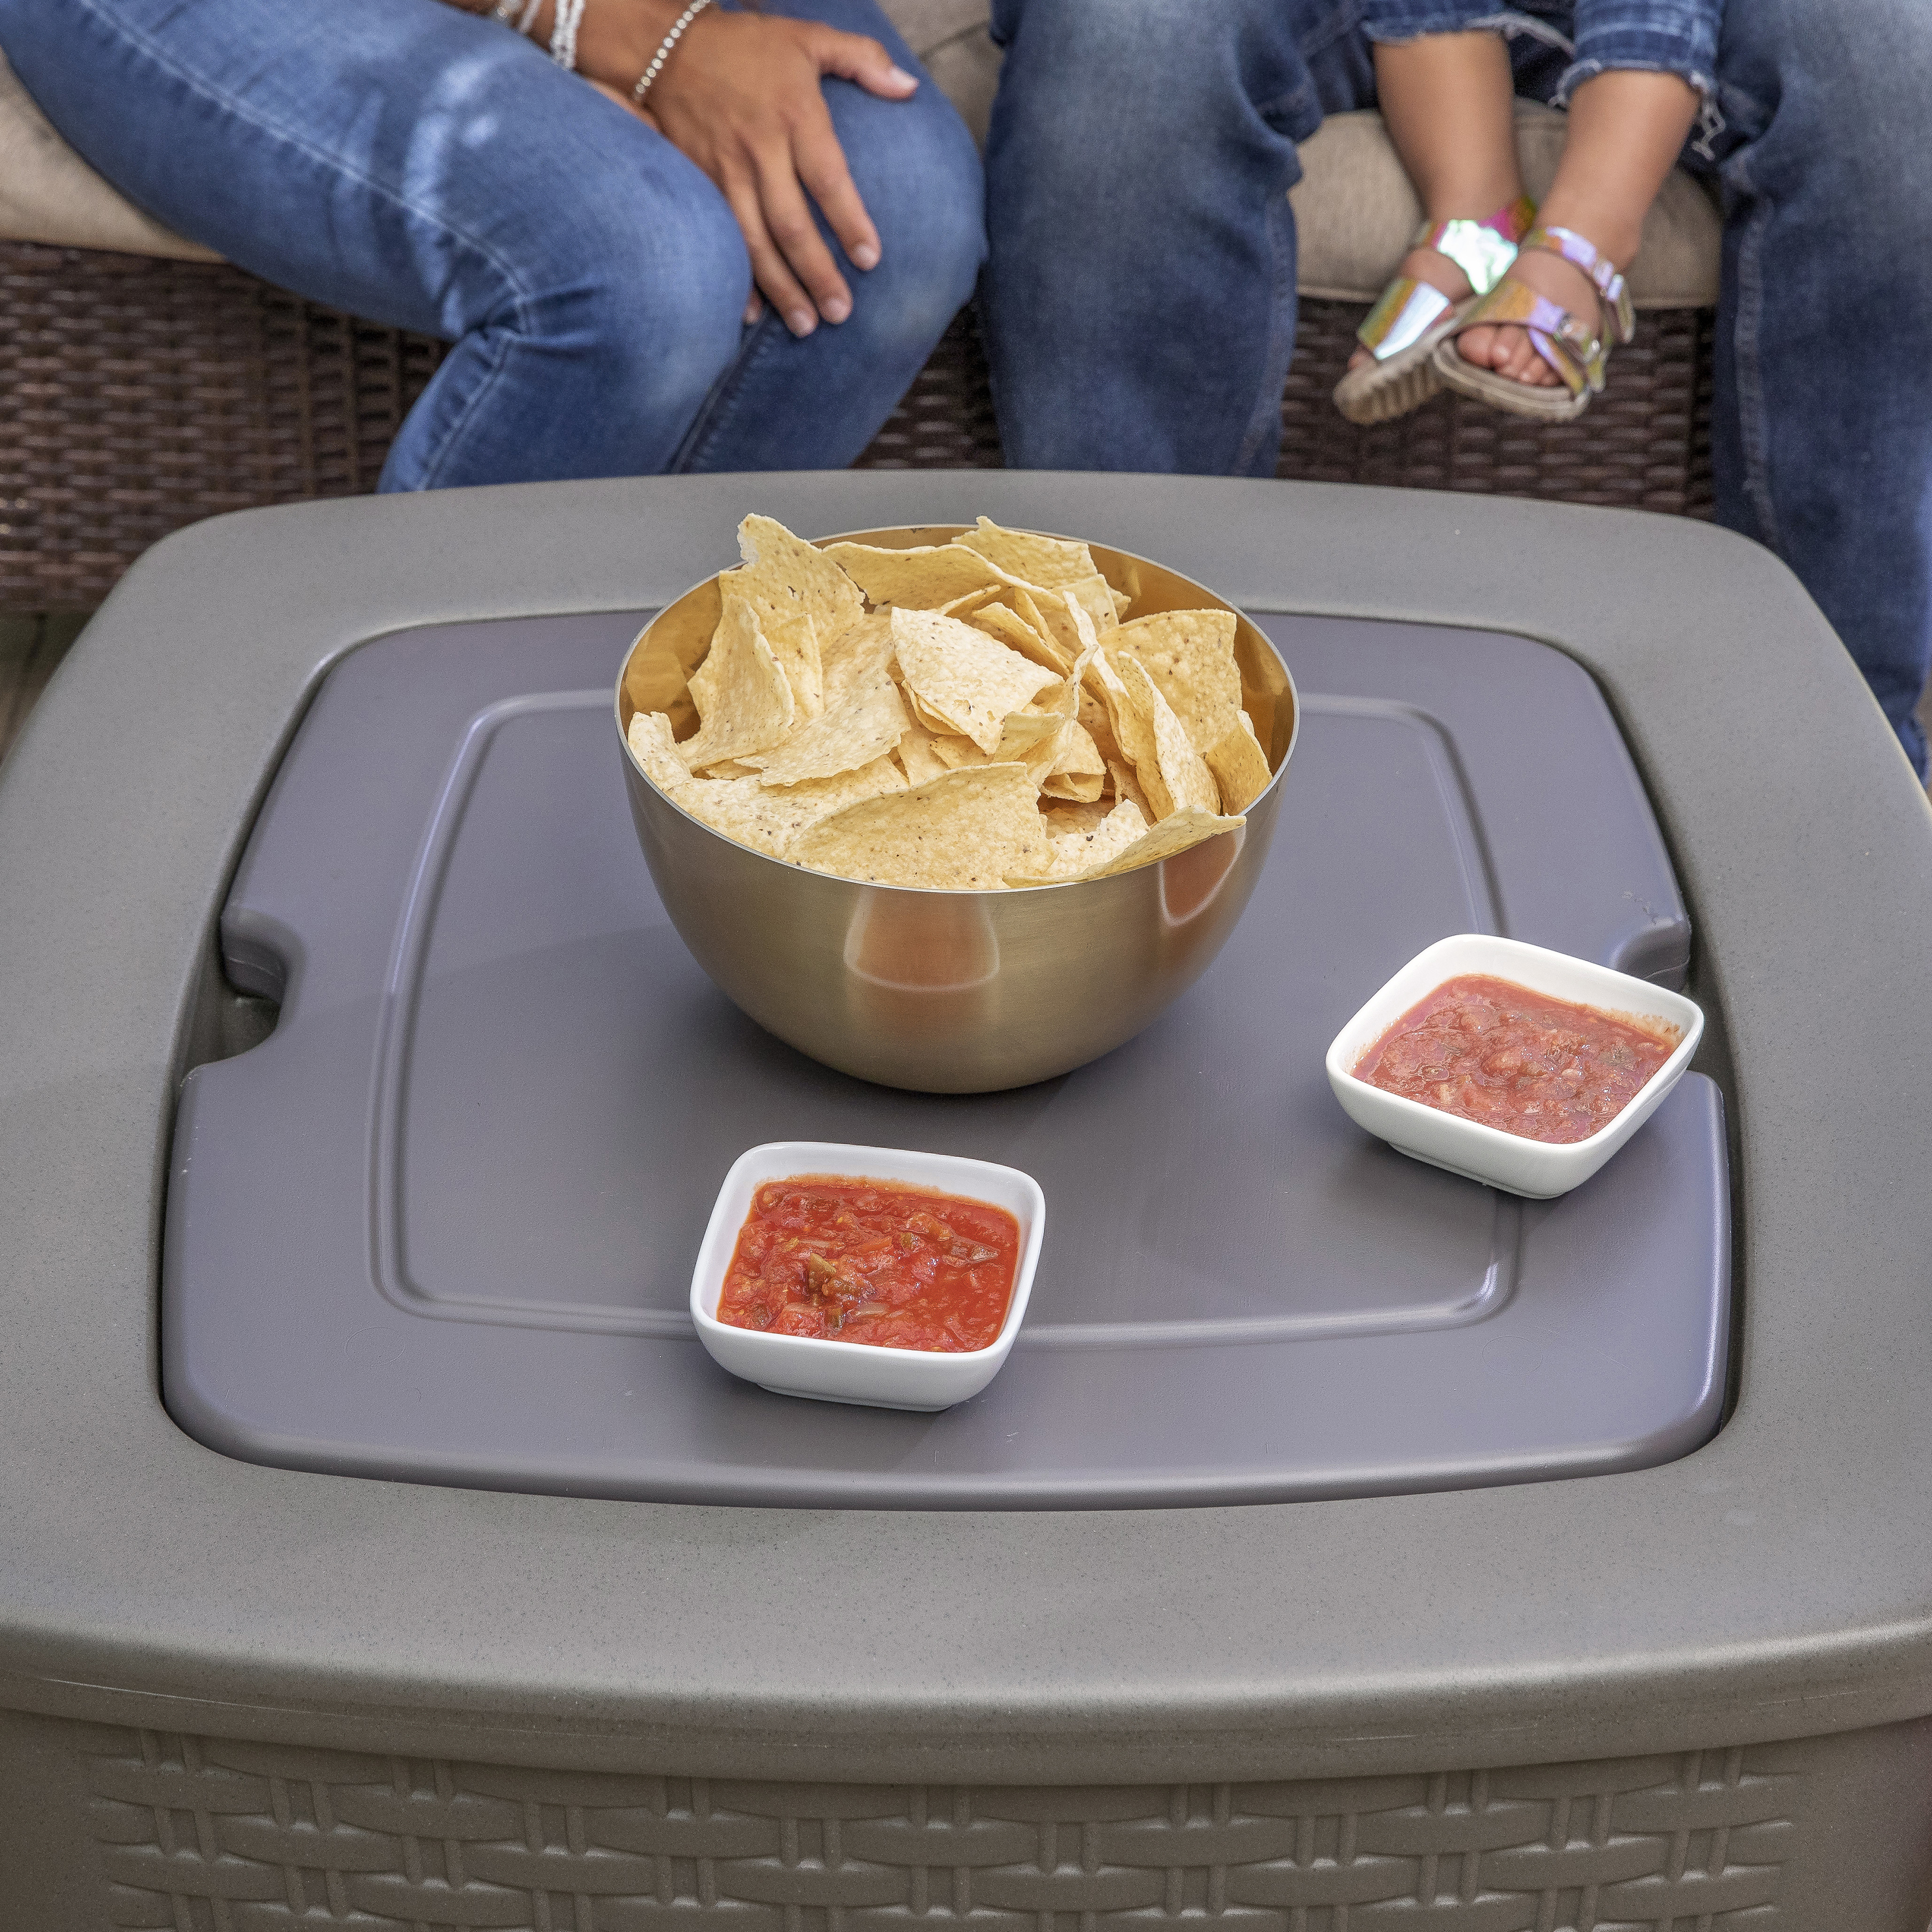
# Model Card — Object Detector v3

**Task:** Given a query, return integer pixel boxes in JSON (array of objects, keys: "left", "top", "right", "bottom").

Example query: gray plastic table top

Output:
[
  {"left": 5, "top": 474, "right": 1932, "bottom": 1788},
  {"left": 163, "top": 609, "right": 1724, "bottom": 1508}
]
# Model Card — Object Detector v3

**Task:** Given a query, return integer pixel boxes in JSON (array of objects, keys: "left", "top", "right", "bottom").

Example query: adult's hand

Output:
[{"left": 576, "top": 3, "right": 920, "bottom": 335}]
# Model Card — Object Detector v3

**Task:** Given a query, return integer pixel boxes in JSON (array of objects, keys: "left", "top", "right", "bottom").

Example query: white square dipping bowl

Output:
[
  {"left": 1325, "top": 935, "right": 1705, "bottom": 1199},
  {"left": 689, "top": 1142, "right": 1045, "bottom": 1410}
]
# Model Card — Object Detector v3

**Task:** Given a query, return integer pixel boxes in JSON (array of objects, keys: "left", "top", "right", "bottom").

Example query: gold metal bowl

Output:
[{"left": 615, "top": 526, "right": 1298, "bottom": 1092}]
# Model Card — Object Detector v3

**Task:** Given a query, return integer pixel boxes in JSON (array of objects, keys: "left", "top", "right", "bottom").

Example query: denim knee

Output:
[
  {"left": 833, "top": 78, "right": 984, "bottom": 363},
  {"left": 389, "top": 129, "right": 753, "bottom": 488},
  {"left": 992, "top": 0, "right": 1247, "bottom": 115}
]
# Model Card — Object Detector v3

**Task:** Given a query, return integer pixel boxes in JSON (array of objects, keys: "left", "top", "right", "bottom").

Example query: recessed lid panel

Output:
[{"left": 162, "top": 612, "right": 1724, "bottom": 1507}]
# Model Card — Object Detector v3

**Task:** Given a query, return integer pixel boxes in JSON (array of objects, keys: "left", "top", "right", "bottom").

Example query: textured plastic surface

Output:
[
  {"left": 160, "top": 608, "right": 1724, "bottom": 1508},
  {"left": 14, "top": 1711, "right": 1930, "bottom": 1932},
  {"left": 12, "top": 480, "right": 1932, "bottom": 1932}
]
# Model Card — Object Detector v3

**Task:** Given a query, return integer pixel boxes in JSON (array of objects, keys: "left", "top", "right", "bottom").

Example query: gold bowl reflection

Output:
[{"left": 615, "top": 526, "right": 1298, "bottom": 1092}]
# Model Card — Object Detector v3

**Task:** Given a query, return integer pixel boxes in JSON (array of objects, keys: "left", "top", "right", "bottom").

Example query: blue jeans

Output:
[
  {"left": 983, "top": 0, "right": 1932, "bottom": 776},
  {"left": 1358, "top": 0, "right": 1719, "bottom": 107},
  {"left": 2, "top": 0, "right": 985, "bottom": 485}
]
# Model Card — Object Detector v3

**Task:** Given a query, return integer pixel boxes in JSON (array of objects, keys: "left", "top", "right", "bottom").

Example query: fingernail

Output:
[
  {"left": 851, "top": 241, "right": 880, "bottom": 271},
  {"left": 787, "top": 307, "right": 817, "bottom": 337},
  {"left": 743, "top": 298, "right": 763, "bottom": 326},
  {"left": 822, "top": 294, "right": 851, "bottom": 323},
  {"left": 887, "top": 64, "right": 917, "bottom": 88}
]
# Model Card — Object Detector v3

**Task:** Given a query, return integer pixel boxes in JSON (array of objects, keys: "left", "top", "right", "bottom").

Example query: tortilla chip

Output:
[
  {"left": 929, "top": 710, "right": 1065, "bottom": 788},
  {"left": 1086, "top": 650, "right": 1162, "bottom": 803},
  {"left": 1041, "top": 799, "right": 1116, "bottom": 839},
  {"left": 967, "top": 599, "right": 1071, "bottom": 675},
  {"left": 1007, "top": 587, "right": 1069, "bottom": 665},
  {"left": 1029, "top": 805, "right": 1244, "bottom": 885},
  {"left": 741, "top": 617, "right": 910, "bottom": 786},
  {"left": 938, "top": 586, "right": 1001, "bottom": 618},
  {"left": 1119, "top": 656, "right": 1220, "bottom": 819},
  {"left": 895, "top": 724, "right": 952, "bottom": 788},
  {"left": 676, "top": 756, "right": 906, "bottom": 857},
  {"left": 1007, "top": 798, "right": 1151, "bottom": 885},
  {"left": 730, "top": 515, "right": 864, "bottom": 718},
  {"left": 1206, "top": 715, "right": 1273, "bottom": 813},
  {"left": 819, "top": 609, "right": 895, "bottom": 678},
  {"left": 680, "top": 593, "right": 798, "bottom": 772},
  {"left": 1043, "top": 771, "right": 1107, "bottom": 803},
  {"left": 891, "top": 608, "right": 1061, "bottom": 755},
  {"left": 1027, "top": 586, "right": 1091, "bottom": 667},
  {"left": 997, "top": 708, "right": 1066, "bottom": 756},
  {"left": 1059, "top": 571, "right": 1122, "bottom": 635},
  {"left": 1109, "top": 609, "right": 1243, "bottom": 755},
  {"left": 713, "top": 582, "right": 821, "bottom": 721},
  {"left": 627, "top": 710, "right": 689, "bottom": 795},
  {"left": 1107, "top": 758, "right": 1150, "bottom": 818},
  {"left": 1040, "top": 716, "right": 1106, "bottom": 800},
  {"left": 1109, "top": 586, "right": 1133, "bottom": 622},
  {"left": 1078, "top": 683, "right": 1121, "bottom": 767},
  {"left": 791, "top": 764, "right": 1048, "bottom": 889},
  {"left": 824, "top": 541, "right": 1010, "bottom": 608},
  {"left": 901, "top": 686, "right": 954, "bottom": 737},
  {"left": 956, "top": 516, "right": 1099, "bottom": 591},
  {"left": 737, "top": 514, "right": 864, "bottom": 631},
  {"left": 742, "top": 683, "right": 907, "bottom": 787}
]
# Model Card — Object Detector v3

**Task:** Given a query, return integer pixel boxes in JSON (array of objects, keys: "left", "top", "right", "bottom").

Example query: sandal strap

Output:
[
  {"left": 1356, "top": 193, "right": 1536, "bottom": 364},
  {"left": 1443, "top": 276, "right": 1609, "bottom": 398},
  {"left": 1416, "top": 194, "right": 1537, "bottom": 298},
  {"left": 1519, "top": 224, "right": 1637, "bottom": 344}
]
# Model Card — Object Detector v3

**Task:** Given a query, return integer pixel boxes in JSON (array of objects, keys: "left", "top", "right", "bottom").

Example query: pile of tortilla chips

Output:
[{"left": 625, "top": 514, "right": 1274, "bottom": 890}]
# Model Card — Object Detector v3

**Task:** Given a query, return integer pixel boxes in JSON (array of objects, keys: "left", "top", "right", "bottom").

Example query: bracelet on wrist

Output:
[
  {"left": 632, "top": 0, "right": 713, "bottom": 106},
  {"left": 550, "top": 0, "right": 587, "bottom": 68}
]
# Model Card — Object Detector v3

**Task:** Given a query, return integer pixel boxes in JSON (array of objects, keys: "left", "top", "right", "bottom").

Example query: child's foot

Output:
[
  {"left": 1345, "top": 242, "right": 1474, "bottom": 375},
  {"left": 1451, "top": 245, "right": 1606, "bottom": 388}
]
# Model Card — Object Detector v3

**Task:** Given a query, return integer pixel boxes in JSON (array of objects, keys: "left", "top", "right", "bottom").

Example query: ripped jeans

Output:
[
  {"left": 984, "top": 0, "right": 1932, "bottom": 776},
  {"left": 1358, "top": 0, "right": 1719, "bottom": 111}
]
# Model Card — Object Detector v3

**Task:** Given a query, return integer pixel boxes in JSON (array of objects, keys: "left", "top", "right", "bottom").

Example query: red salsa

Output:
[
  {"left": 717, "top": 1177, "right": 1020, "bottom": 1352},
  {"left": 1356, "top": 974, "right": 1678, "bottom": 1144}
]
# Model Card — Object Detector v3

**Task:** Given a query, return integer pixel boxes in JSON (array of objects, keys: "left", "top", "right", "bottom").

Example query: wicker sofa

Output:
[{"left": 0, "top": 3, "right": 1722, "bottom": 613}]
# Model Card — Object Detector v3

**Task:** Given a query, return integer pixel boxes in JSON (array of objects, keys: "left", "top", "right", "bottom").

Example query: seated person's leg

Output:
[
  {"left": 1447, "top": 66, "right": 1697, "bottom": 394},
  {"left": 3, "top": 0, "right": 751, "bottom": 485},
  {"left": 981, "top": 0, "right": 1374, "bottom": 476},
  {"left": 673, "top": 0, "right": 985, "bottom": 471},
  {"left": 1708, "top": 0, "right": 1932, "bottom": 777},
  {"left": 2, "top": 0, "right": 980, "bottom": 486}
]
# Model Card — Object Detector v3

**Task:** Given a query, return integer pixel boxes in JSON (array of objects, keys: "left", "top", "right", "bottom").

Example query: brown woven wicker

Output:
[
  {"left": 852, "top": 308, "right": 1002, "bottom": 472},
  {"left": 1281, "top": 296, "right": 1715, "bottom": 517},
  {"left": 0, "top": 238, "right": 1713, "bottom": 614},
  {"left": 0, "top": 242, "right": 444, "bottom": 611}
]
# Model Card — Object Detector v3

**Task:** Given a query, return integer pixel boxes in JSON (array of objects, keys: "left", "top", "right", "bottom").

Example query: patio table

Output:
[{"left": 3, "top": 473, "right": 1931, "bottom": 1929}]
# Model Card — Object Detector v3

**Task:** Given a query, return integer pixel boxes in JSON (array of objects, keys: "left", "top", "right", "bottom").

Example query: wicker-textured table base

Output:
[{"left": 0, "top": 240, "right": 1713, "bottom": 612}]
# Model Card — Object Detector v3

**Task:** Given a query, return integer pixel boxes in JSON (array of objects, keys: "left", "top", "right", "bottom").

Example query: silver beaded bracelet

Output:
[
  {"left": 631, "top": 0, "right": 713, "bottom": 105},
  {"left": 550, "top": 0, "right": 588, "bottom": 68}
]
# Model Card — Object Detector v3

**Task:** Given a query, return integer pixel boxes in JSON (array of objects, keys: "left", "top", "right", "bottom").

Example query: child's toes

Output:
[
  {"left": 1495, "top": 326, "right": 1553, "bottom": 386},
  {"left": 1455, "top": 323, "right": 1499, "bottom": 369}
]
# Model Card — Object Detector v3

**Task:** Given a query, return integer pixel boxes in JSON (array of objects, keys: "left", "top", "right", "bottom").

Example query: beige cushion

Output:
[
  {"left": 0, "top": 49, "right": 216, "bottom": 260},
  {"left": 1292, "top": 100, "right": 1720, "bottom": 309},
  {"left": 884, "top": 0, "right": 1001, "bottom": 146},
  {"left": 1, "top": 19, "right": 1718, "bottom": 310}
]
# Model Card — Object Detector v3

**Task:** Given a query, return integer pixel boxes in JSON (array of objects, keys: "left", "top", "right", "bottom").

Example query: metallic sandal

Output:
[
  {"left": 1331, "top": 195, "right": 1535, "bottom": 426},
  {"left": 1430, "top": 224, "right": 1637, "bottom": 422}
]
